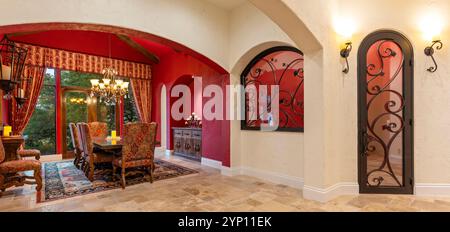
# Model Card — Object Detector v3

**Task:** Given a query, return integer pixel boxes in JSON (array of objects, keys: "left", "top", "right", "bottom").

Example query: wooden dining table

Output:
[{"left": 92, "top": 137, "right": 123, "bottom": 153}]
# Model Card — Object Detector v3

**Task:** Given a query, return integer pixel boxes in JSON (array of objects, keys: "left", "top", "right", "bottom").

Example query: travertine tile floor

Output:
[{"left": 1, "top": 151, "right": 450, "bottom": 212}]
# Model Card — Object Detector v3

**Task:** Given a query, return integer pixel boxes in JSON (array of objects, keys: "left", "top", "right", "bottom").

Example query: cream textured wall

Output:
[
  {"left": 0, "top": 0, "right": 230, "bottom": 69},
  {"left": 228, "top": 2, "right": 304, "bottom": 182},
  {"left": 272, "top": 0, "right": 450, "bottom": 197},
  {"left": 332, "top": 0, "right": 450, "bottom": 186}
]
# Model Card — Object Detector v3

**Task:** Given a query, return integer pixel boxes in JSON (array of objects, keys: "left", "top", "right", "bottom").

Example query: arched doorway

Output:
[
  {"left": 357, "top": 30, "right": 414, "bottom": 194},
  {"left": 160, "top": 85, "right": 167, "bottom": 150}
]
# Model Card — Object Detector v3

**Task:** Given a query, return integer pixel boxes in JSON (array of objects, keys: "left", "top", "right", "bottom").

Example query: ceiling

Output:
[
  {"left": 205, "top": 0, "right": 246, "bottom": 10},
  {"left": 7, "top": 30, "right": 174, "bottom": 65}
]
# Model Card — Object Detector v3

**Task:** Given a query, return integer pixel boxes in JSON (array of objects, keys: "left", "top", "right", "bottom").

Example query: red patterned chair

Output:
[
  {"left": 69, "top": 123, "right": 84, "bottom": 168},
  {"left": 0, "top": 138, "right": 42, "bottom": 197},
  {"left": 88, "top": 122, "right": 108, "bottom": 138},
  {"left": 17, "top": 149, "right": 41, "bottom": 160},
  {"left": 79, "top": 123, "right": 113, "bottom": 181},
  {"left": 113, "top": 122, "right": 158, "bottom": 188}
]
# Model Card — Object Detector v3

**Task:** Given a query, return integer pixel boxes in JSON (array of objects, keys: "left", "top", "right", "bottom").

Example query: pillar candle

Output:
[
  {"left": 19, "top": 88, "right": 25, "bottom": 98},
  {"left": 111, "top": 130, "right": 117, "bottom": 138},
  {"left": 1, "top": 65, "right": 11, "bottom": 80},
  {"left": 3, "top": 126, "right": 11, "bottom": 136}
]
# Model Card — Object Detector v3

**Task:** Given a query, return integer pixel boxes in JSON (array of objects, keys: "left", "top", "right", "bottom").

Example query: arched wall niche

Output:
[
  {"left": 229, "top": 1, "right": 326, "bottom": 196},
  {"left": 228, "top": 40, "right": 305, "bottom": 185}
]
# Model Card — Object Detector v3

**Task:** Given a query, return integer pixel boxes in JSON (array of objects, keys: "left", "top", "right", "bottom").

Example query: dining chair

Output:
[
  {"left": 79, "top": 123, "right": 113, "bottom": 181},
  {"left": 0, "top": 138, "right": 42, "bottom": 197},
  {"left": 88, "top": 122, "right": 108, "bottom": 138},
  {"left": 69, "top": 123, "right": 83, "bottom": 168},
  {"left": 76, "top": 123, "right": 88, "bottom": 172},
  {"left": 112, "top": 122, "right": 158, "bottom": 188}
]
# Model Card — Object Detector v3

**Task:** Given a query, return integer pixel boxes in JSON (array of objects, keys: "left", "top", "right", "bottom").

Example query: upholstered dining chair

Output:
[
  {"left": 69, "top": 123, "right": 83, "bottom": 168},
  {"left": 79, "top": 123, "right": 113, "bottom": 181},
  {"left": 76, "top": 123, "right": 89, "bottom": 173},
  {"left": 0, "top": 138, "right": 42, "bottom": 197},
  {"left": 88, "top": 122, "right": 108, "bottom": 138},
  {"left": 112, "top": 122, "right": 158, "bottom": 188}
]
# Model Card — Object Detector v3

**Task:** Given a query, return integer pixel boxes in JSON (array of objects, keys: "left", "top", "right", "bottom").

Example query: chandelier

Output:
[{"left": 90, "top": 35, "right": 129, "bottom": 103}]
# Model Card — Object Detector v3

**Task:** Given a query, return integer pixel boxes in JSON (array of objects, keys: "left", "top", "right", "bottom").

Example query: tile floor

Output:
[{"left": 1, "top": 150, "right": 450, "bottom": 212}]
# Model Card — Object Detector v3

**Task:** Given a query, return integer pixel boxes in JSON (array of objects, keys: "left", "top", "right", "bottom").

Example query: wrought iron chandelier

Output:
[
  {"left": 0, "top": 36, "right": 28, "bottom": 106},
  {"left": 90, "top": 35, "right": 129, "bottom": 103}
]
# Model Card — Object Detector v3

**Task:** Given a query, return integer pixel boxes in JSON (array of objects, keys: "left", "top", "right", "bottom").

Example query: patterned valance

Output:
[{"left": 16, "top": 43, "right": 151, "bottom": 80}]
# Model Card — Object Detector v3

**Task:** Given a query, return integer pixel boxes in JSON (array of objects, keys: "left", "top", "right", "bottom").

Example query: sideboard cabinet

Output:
[{"left": 172, "top": 127, "right": 202, "bottom": 161}]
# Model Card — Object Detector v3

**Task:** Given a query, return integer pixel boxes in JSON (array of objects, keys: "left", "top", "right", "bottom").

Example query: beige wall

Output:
[
  {"left": 228, "top": 2, "right": 304, "bottom": 182},
  {"left": 0, "top": 0, "right": 230, "bottom": 69},
  {"left": 272, "top": 0, "right": 450, "bottom": 194}
]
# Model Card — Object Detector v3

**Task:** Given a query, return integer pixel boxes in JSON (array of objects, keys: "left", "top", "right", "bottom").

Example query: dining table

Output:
[{"left": 92, "top": 137, "right": 123, "bottom": 153}]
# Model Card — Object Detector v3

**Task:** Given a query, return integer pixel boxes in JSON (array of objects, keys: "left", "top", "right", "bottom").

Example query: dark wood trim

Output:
[
  {"left": 357, "top": 30, "right": 414, "bottom": 194},
  {"left": 115, "top": 34, "right": 160, "bottom": 64}
]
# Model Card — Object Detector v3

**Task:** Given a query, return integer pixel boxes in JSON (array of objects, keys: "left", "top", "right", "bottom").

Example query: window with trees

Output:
[
  {"left": 23, "top": 69, "right": 56, "bottom": 155},
  {"left": 23, "top": 69, "right": 139, "bottom": 155}
]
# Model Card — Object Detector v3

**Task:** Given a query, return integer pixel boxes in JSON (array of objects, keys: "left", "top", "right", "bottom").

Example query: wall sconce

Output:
[
  {"left": 333, "top": 16, "right": 356, "bottom": 74},
  {"left": 424, "top": 40, "right": 443, "bottom": 73},
  {"left": 340, "top": 42, "right": 353, "bottom": 73}
]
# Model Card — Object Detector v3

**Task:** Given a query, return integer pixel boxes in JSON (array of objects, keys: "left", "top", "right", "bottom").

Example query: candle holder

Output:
[
  {"left": 15, "top": 96, "right": 27, "bottom": 107},
  {"left": 0, "top": 36, "right": 28, "bottom": 95},
  {"left": 0, "top": 80, "right": 18, "bottom": 97},
  {"left": 185, "top": 113, "right": 202, "bottom": 128}
]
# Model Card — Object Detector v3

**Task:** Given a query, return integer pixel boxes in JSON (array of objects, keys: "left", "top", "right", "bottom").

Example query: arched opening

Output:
[
  {"left": 358, "top": 30, "right": 414, "bottom": 194},
  {"left": 0, "top": 23, "right": 229, "bottom": 165},
  {"left": 240, "top": 46, "right": 304, "bottom": 132},
  {"left": 160, "top": 85, "right": 167, "bottom": 150}
]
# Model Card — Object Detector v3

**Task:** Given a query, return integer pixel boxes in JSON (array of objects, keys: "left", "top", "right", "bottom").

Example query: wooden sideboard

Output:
[{"left": 172, "top": 127, "right": 202, "bottom": 161}]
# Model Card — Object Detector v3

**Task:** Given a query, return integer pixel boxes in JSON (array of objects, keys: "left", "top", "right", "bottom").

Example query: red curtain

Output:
[
  {"left": 11, "top": 66, "right": 46, "bottom": 135},
  {"left": 131, "top": 79, "right": 152, "bottom": 123}
]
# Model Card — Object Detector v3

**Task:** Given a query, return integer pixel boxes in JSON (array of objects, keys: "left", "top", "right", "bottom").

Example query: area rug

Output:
[{"left": 37, "top": 159, "right": 198, "bottom": 203}]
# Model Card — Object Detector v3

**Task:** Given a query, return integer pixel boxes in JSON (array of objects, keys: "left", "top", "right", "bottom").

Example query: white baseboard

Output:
[
  {"left": 415, "top": 183, "right": 450, "bottom": 196},
  {"left": 201, "top": 157, "right": 223, "bottom": 169},
  {"left": 303, "top": 182, "right": 359, "bottom": 202},
  {"left": 221, "top": 166, "right": 241, "bottom": 176},
  {"left": 219, "top": 165, "right": 303, "bottom": 190}
]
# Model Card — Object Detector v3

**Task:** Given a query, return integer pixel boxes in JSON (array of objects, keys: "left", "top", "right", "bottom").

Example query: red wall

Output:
[{"left": 152, "top": 52, "right": 230, "bottom": 167}]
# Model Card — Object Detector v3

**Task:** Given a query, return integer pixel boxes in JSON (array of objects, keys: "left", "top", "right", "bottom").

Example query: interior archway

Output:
[{"left": 160, "top": 85, "right": 167, "bottom": 150}]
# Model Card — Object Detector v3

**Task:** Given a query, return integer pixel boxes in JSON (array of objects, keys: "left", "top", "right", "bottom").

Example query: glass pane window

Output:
[
  {"left": 23, "top": 69, "right": 56, "bottom": 155},
  {"left": 61, "top": 70, "right": 100, "bottom": 88},
  {"left": 65, "top": 91, "right": 88, "bottom": 151},
  {"left": 124, "top": 85, "right": 139, "bottom": 123}
]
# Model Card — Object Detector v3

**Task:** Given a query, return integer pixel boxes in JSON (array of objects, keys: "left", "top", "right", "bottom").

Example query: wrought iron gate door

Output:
[{"left": 358, "top": 31, "right": 414, "bottom": 194}]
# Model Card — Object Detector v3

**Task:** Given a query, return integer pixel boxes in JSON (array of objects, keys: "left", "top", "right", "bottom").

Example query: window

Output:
[
  {"left": 124, "top": 86, "right": 139, "bottom": 123},
  {"left": 241, "top": 46, "right": 304, "bottom": 132},
  {"left": 23, "top": 69, "right": 138, "bottom": 155},
  {"left": 23, "top": 69, "right": 56, "bottom": 155}
]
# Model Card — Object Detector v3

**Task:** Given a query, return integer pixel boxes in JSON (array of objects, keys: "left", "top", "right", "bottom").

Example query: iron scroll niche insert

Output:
[
  {"left": 424, "top": 40, "right": 443, "bottom": 73},
  {"left": 240, "top": 46, "right": 304, "bottom": 132}
]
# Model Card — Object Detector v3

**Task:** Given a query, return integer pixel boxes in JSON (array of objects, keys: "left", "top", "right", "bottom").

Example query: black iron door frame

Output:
[{"left": 357, "top": 30, "right": 414, "bottom": 194}]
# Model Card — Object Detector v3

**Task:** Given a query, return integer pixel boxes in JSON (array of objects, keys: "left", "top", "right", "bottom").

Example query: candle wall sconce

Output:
[
  {"left": 0, "top": 36, "right": 27, "bottom": 97},
  {"left": 424, "top": 40, "right": 443, "bottom": 73},
  {"left": 340, "top": 42, "right": 353, "bottom": 74}
]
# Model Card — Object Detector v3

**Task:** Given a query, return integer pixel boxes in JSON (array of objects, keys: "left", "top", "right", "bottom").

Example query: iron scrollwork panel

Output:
[
  {"left": 241, "top": 47, "right": 304, "bottom": 132},
  {"left": 363, "top": 40, "right": 405, "bottom": 187}
]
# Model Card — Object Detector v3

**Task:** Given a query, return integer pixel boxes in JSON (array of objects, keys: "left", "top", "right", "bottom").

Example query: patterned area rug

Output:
[{"left": 37, "top": 159, "right": 198, "bottom": 203}]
